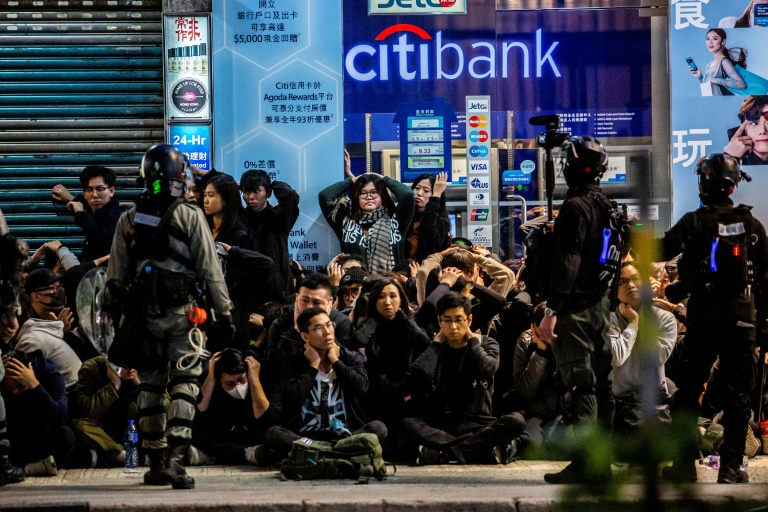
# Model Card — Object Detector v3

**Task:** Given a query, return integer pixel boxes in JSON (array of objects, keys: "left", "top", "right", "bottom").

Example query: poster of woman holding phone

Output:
[
  {"left": 725, "top": 95, "right": 768, "bottom": 166},
  {"left": 688, "top": 29, "right": 746, "bottom": 96}
]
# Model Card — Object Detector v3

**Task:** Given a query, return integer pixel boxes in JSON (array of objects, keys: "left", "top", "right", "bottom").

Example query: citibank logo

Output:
[
  {"left": 469, "top": 130, "right": 488, "bottom": 143},
  {"left": 345, "top": 24, "right": 561, "bottom": 82},
  {"left": 469, "top": 145, "right": 489, "bottom": 158},
  {"left": 370, "top": 0, "right": 465, "bottom": 15}
]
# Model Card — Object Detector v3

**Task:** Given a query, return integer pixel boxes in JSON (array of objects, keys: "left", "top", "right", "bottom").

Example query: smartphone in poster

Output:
[{"left": 670, "top": 1, "right": 768, "bottom": 222}]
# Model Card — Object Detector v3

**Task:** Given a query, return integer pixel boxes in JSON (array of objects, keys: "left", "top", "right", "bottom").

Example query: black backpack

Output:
[
  {"left": 591, "top": 193, "right": 630, "bottom": 311},
  {"left": 687, "top": 204, "right": 756, "bottom": 295}
]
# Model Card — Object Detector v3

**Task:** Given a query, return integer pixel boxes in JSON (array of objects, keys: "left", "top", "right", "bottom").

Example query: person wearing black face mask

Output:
[{"left": 15, "top": 269, "right": 81, "bottom": 388}]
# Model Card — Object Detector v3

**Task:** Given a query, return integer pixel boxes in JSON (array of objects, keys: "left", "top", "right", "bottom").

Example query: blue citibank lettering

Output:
[{"left": 345, "top": 24, "right": 561, "bottom": 82}]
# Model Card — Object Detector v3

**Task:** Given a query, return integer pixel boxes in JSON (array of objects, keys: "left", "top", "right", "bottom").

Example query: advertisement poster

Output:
[
  {"left": 670, "top": 0, "right": 768, "bottom": 222},
  {"left": 212, "top": 0, "right": 343, "bottom": 269},
  {"left": 164, "top": 15, "right": 212, "bottom": 121}
]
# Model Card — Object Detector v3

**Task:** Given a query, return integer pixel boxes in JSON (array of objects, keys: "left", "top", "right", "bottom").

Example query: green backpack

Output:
[{"left": 279, "top": 433, "right": 388, "bottom": 482}]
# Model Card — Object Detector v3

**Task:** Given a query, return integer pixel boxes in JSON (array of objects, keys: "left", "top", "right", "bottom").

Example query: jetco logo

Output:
[
  {"left": 369, "top": 0, "right": 466, "bottom": 15},
  {"left": 467, "top": 102, "right": 488, "bottom": 112},
  {"left": 345, "top": 24, "right": 561, "bottom": 82},
  {"left": 469, "top": 176, "right": 490, "bottom": 190},
  {"left": 469, "top": 145, "right": 489, "bottom": 158},
  {"left": 471, "top": 208, "right": 489, "bottom": 222},
  {"left": 468, "top": 115, "right": 488, "bottom": 128},
  {"left": 468, "top": 130, "right": 489, "bottom": 143}
]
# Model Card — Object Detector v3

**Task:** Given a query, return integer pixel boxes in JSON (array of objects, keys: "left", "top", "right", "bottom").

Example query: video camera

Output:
[{"left": 530, "top": 115, "right": 570, "bottom": 150}]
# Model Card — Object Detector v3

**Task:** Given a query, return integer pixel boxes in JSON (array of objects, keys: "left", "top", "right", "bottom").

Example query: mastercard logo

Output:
[{"left": 468, "top": 115, "right": 488, "bottom": 128}]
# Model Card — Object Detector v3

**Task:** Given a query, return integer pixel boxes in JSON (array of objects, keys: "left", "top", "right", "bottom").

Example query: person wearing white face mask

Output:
[{"left": 192, "top": 349, "right": 280, "bottom": 466}]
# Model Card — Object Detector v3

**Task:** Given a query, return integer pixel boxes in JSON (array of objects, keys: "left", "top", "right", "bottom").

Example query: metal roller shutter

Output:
[{"left": 0, "top": 0, "right": 164, "bottom": 254}]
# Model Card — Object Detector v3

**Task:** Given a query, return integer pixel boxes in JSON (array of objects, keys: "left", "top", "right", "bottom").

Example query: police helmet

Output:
[
  {"left": 560, "top": 135, "right": 608, "bottom": 186},
  {"left": 695, "top": 153, "right": 750, "bottom": 195},
  {"left": 139, "top": 144, "right": 187, "bottom": 197}
]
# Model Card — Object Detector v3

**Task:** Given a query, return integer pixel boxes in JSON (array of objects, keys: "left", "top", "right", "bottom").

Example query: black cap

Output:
[
  {"left": 340, "top": 266, "right": 368, "bottom": 286},
  {"left": 24, "top": 268, "right": 61, "bottom": 295},
  {"left": 452, "top": 237, "right": 473, "bottom": 248}
]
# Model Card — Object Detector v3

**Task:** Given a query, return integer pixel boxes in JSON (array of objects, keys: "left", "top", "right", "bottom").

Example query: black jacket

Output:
[
  {"left": 73, "top": 196, "right": 121, "bottom": 262},
  {"left": 352, "top": 311, "right": 430, "bottom": 403},
  {"left": 405, "top": 196, "right": 451, "bottom": 263},
  {"left": 5, "top": 350, "right": 68, "bottom": 440},
  {"left": 244, "top": 181, "right": 300, "bottom": 297},
  {"left": 411, "top": 335, "right": 499, "bottom": 423},
  {"left": 663, "top": 198, "right": 768, "bottom": 325},
  {"left": 547, "top": 184, "right": 611, "bottom": 314},
  {"left": 279, "top": 342, "right": 369, "bottom": 433}
]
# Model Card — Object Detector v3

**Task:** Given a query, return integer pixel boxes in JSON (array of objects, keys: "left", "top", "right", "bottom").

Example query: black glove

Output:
[{"left": 218, "top": 314, "right": 236, "bottom": 344}]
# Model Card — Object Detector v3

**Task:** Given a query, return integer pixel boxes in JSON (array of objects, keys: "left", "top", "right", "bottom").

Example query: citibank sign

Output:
[
  {"left": 345, "top": 24, "right": 561, "bottom": 82},
  {"left": 369, "top": 0, "right": 466, "bottom": 15}
]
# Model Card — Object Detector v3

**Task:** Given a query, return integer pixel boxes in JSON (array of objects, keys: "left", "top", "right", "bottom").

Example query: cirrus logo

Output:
[
  {"left": 469, "top": 130, "right": 489, "bottom": 143},
  {"left": 469, "top": 145, "right": 489, "bottom": 157}
]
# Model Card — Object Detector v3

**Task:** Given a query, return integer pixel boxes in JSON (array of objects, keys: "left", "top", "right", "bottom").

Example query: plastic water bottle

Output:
[
  {"left": 123, "top": 420, "right": 140, "bottom": 473},
  {"left": 698, "top": 455, "right": 720, "bottom": 470}
]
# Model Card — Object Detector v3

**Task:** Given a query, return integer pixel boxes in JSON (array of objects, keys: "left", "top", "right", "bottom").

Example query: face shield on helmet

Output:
[
  {"left": 139, "top": 144, "right": 187, "bottom": 197},
  {"left": 560, "top": 135, "right": 608, "bottom": 187}
]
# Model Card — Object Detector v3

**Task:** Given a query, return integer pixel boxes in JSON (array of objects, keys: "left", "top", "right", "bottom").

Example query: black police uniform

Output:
[{"left": 664, "top": 197, "right": 768, "bottom": 479}]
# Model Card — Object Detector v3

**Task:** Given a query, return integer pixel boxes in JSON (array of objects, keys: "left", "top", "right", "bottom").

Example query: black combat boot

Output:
[
  {"left": 0, "top": 453, "right": 24, "bottom": 486},
  {"left": 143, "top": 448, "right": 171, "bottom": 486},
  {"left": 162, "top": 439, "right": 195, "bottom": 490}
]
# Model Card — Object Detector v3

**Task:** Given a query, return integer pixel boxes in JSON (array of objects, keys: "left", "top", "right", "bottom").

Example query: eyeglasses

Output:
[
  {"left": 359, "top": 191, "right": 380, "bottom": 199},
  {"left": 743, "top": 111, "right": 768, "bottom": 124},
  {"left": 36, "top": 282, "right": 63, "bottom": 293},
  {"left": 84, "top": 186, "right": 111, "bottom": 195},
  {"left": 439, "top": 316, "right": 468, "bottom": 326},
  {"left": 311, "top": 321, "right": 334, "bottom": 334},
  {"left": 618, "top": 276, "right": 642, "bottom": 288}
]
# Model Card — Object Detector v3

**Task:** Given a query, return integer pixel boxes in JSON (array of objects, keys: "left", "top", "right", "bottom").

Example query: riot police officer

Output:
[
  {"left": 662, "top": 153, "right": 767, "bottom": 484},
  {"left": 107, "top": 144, "right": 234, "bottom": 489},
  {"left": 538, "top": 135, "right": 616, "bottom": 484}
]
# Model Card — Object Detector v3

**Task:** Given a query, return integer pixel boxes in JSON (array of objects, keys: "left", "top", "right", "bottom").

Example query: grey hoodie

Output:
[{"left": 15, "top": 318, "right": 81, "bottom": 388}]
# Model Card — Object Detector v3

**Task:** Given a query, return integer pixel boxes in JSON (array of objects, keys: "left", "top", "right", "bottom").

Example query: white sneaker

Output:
[{"left": 24, "top": 455, "right": 57, "bottom": 476}]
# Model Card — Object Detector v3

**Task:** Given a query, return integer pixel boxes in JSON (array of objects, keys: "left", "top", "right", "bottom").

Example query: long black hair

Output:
[
  {"left": 204, "top": 174, "right": 243, "bottom": 238},
  {"left": 411, "top": 173, "right": 448, "bottom": 219},
  {"left": 707, "top": 28, "right": 748, "bottom": 69}
]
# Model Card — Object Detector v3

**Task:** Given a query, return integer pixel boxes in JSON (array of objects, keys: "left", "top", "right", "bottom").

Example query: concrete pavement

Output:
[{"left": 1, "top": 459, "right": 768, "bottom": 511}]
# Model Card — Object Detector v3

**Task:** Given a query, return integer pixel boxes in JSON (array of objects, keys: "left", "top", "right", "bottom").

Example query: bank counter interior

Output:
[{"left": 345, "top": 125, "right": 659, "bottom": 264}]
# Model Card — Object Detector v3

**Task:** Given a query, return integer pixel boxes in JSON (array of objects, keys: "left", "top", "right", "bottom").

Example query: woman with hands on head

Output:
[
  {"left": 406, "top": 172, "right": 452, "bottom": 263},
  {"left": 319, "top": 153, "right": 415, "bottom": 275}
]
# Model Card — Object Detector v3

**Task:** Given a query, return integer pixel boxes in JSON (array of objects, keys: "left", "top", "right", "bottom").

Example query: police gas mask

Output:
[{"left": 227, "top": 381, "right": 249, "bottom": 400}]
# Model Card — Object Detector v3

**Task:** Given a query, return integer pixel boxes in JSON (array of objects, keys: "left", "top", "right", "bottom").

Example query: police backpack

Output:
[{"left": 279, "top": 433, "right": 388, "bottom": 482}]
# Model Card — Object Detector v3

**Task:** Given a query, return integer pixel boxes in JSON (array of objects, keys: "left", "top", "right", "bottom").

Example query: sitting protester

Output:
[
  {"left": 352, "top": 277, "right": 430, "bottom": 454},
  {"left": 2, "top": 350, "right": 74, "bottom": 476},
  {"left": 69, "top": 356, "right": 140, "bottom": 467},
  {"left": 265, "top": 308, "right": 386, "bottom": 458},
  {"left": 193, "top": 349, "right": 280, "bottom": 465},
  {"left": 401, "top": 293, "right": 525, "bottom": 465},
  {"left": 508, "top": 302, "right": 563, "bottom": 451},
  {"left": 609, "top": 263, "right": 677, "bottom": 432}
]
